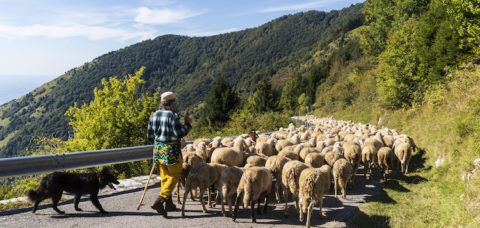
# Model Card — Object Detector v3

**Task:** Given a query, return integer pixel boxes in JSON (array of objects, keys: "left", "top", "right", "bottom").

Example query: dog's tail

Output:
[{"left": 26, "top": 189, "right": 42, "bottom": 202}]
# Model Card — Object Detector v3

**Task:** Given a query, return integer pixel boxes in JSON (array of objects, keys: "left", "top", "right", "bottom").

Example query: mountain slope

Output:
[{"left": 0, "top": 3, "right": 364, "bottom": 157}]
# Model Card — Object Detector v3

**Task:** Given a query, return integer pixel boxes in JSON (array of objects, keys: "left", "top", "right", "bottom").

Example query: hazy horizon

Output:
[{"left": 0, "top": 75, "right": 56, "bottom": 106}]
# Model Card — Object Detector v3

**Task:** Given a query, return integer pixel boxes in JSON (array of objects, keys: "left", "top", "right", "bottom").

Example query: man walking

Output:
[{"left": 147, "top": 91, "right": 192, "bottom": 217}]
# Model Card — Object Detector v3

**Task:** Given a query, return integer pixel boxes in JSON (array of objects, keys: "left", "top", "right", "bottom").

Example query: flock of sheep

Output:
[{"left": 175, "top": 115, "right": 417, "bottom": 227}]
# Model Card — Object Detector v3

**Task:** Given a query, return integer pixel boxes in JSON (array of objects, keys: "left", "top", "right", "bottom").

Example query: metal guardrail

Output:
[{"left": 0, "top": 145, "right": 155, "bottom": 179}]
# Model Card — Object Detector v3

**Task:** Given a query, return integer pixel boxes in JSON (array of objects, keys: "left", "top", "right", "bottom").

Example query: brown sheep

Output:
[
  {"left": 324, "top": 151, "right": 344, "bottom": 167},
  {"left": 176, "top": 152, "right": 202, "bottom": 204},
  {"left": 219, "top": 166, "right": 244, "bottom": 217},
  {"left": 244, "top": 153, "right": 268, "bottom": 167}
]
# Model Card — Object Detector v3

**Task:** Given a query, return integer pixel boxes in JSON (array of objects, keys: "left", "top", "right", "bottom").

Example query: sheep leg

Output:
[
  {"left": 295, "top": 197, "right": 300, "bottom": 215},
  {"left": 283, "top": 186, "right": 289, "bottom": 218},
  {"left": 307, "top": 200, "right": 317, "bottom": 228},
  {"left": 181, "top": 184, "right": 190, "bottom": 217},
  {"left": 275, "top": 180, "right": 281, "bottom": 204},
  {"left": 334, "top": 176, "right": 339, "bottom": 200},
  {"left": 232, "top": 192, "right": 242, "bottom": 222},
  {"left": 405, "top": 157, "right": 411, "bottom": 174},
  {"left": 176, "top": 182, "right": 181, "bottom": 204},
  {"left": 340, "top": 179, "right": 347, "bottom": 199},
  {"left": 207, "top": 187, "right": 212, "bottom": 208},
  {"left": 257, "top": 193, "right": 262, "bottom": 215},
  {"left": 191, "top": 189, "right": 196, "bottom": 201},
  {"left": 318, "top": 198, "right": 324, "bottom": 218},
  {"left": 199, "top": 188, "right": 208, "bottom": 213},
  {"left": 263, "top": 193, "right": 269, "bottom": 214},
  {"left": 251, "top": 198, "right": 256, "bottom": 223},
  {"left": 221, "top": 185, "right": 227, "bottom": 217}
]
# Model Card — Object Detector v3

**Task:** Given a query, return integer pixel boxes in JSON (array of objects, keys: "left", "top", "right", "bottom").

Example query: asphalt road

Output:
[{"left": 0, "top": 172, "right": 382, "bottom": 228}]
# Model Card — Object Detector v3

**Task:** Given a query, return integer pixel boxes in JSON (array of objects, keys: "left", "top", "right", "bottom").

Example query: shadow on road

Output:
[
  {"left": 347, "top": 209, "right": 391, "bottom": 228},
  {"left": 50, "top": 210, "right": 158, "bottom": 219}
]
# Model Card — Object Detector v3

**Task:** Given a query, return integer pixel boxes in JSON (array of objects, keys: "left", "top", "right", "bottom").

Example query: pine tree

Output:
[
  {"left": 252, "top": 78, "right": 275, "bottom": 113},
  {"left": 199, "top": 75, "right": 240, "bottom": 129}
]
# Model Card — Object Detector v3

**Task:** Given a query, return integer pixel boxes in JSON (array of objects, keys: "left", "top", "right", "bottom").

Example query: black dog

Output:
[{"left": 26, "top": 168, "right": 119, "bottom": 214}]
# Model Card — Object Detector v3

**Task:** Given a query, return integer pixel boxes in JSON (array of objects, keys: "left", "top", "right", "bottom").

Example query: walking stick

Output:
[{"left": 136, "top": 162, "right": 157, "bottom": 210}]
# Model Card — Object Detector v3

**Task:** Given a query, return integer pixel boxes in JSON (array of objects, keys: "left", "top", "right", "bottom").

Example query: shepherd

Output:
[{"left": 147, "top": 91, "right": 192, "bottom": 217}]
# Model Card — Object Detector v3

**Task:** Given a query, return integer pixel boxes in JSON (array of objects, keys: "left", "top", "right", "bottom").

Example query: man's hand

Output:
[{"left": 185, "top": 115, "right": 192, "bottom": 125}]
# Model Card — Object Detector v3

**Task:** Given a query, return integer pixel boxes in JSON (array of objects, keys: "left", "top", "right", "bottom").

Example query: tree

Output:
[
  {"left": 251, "top": 78, "right": 276, "bottom": 113},
  {"left": 279, "top": 76, "right": 304, "bottom": 110},
  {"left": 65, "top": 66, "right": 159, "bottom": 151},
  {"left": 198, "top": 75, "right": 240, "bottom": 129}
]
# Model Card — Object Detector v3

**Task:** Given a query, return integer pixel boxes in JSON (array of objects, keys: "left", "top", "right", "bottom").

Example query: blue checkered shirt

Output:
[{"left": 147, "top": 108, "right": 192, "bottom": 143}]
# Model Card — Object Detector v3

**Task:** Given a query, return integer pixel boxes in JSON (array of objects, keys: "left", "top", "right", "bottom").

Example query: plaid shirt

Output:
[{"left": 147, "top": 108, "right": 191, "bottom": 143}]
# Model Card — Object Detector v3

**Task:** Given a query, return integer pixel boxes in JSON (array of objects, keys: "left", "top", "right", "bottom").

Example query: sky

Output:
[{"left": 0, "top": 0, "right": 363, "bottom": 104}]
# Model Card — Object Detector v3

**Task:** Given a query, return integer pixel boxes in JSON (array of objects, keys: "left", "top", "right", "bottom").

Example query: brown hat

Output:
[{"left": 161, "top": 91, "right": 175, "bottom": 103}]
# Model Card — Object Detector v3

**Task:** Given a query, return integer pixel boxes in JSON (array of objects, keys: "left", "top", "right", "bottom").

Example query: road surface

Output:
[{"left": 0, "top": 172, "right": 382, "bottom": 228}]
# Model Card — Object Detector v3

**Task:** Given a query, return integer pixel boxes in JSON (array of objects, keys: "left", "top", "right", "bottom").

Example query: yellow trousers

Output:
[{"left": 159, "top": 162, "right": 182, "bottom": 198}]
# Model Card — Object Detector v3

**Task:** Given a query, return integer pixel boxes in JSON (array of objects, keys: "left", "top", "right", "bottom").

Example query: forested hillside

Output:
[{"left": 0, "top": 4, "right": 363, "bottom": 157}]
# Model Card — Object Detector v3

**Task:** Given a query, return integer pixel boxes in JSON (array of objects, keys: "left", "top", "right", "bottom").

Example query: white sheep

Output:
[
  {"left": 343, "top": 141, "right": 362, "bottom": 187},
  {"left": 393, "top": 142, "right": 413, "bottom": 174},
  {"left": 333, "top": 158, "right": 353, "bottom": 200},
  {"left": 361, "top": 144, "right": 377, "bottom": 180},
  {"left": 232, "top": 167, "right": 273, "bottom": 223},
  {"left": 265, "top": 155, "right": 290, "bottom": 203},
  {"left": 176, "top": 152, "right": 202, "bottom": 204},
  {"left": 210, "top": 137, "right": 246, "bottom": 167},
  {"left": 304, "top": 153, "right": 325, "bottom": 168},
  {"left": 377, "top": 147, "right": 394, "bottom": 181},
  {"left": 181, "top": 162, "right": 227, "bottom": 216},
  {"left": 282, "top": 160, "right": 309, "bottom": 218},
  {"left": 298, "top": 165, "right": 331, "bottom": 228},
  {"left": 244, "top": 153, "right": 268, "bottom": 167},
  {"left": 219, "top": 166, "right": 244, "bottom": 217}
]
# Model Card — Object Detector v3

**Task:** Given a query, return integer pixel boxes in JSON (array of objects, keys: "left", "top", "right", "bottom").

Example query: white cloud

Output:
[
  {"left": 0, "top": 24, "right": 154, "bottom": 41},
  {"left": 134, "top": 7, "right": 205, "bottom": 25},
  {"left": 260, "top": 0, "right": 334, "bottom": 13}
]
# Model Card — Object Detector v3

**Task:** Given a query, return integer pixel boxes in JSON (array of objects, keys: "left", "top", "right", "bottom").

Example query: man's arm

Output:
[{"left": 171, "top": 113, "right": 192, "bottom": 139}]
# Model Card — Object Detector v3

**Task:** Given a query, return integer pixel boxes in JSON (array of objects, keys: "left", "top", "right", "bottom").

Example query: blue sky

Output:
[{"left": 0, "top": 0, "right": 363, "bottom": 79}]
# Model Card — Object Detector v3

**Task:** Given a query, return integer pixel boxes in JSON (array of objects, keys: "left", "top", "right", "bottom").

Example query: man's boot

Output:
[
  {"left": 165, "top": 196, "right": 177, "bottom": 211},
  {"left": 151, "top": 196, "right": 167, "bottom": 217}
]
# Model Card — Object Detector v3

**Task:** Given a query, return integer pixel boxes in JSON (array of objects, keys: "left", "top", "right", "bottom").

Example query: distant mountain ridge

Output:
[{"left": 0, "top": 3, "right": 364, "bottom": 157}]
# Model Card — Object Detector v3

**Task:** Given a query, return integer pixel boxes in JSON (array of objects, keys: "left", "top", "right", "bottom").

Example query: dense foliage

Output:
[{"left": 0, "top": 4, "right": 364, "bottom": 157}]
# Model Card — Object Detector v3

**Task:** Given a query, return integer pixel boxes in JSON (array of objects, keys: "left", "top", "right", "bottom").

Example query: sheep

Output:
[
  {"left": 324, "top": 138, "right": 336, "bottom": 146},
  {"left": 282, "top": 160, "right": 309, "bottom": 218},
  {"left": 196, "top": 141, "right": 208, "bottom": 162},
  {"left": 184, "top": 144, "right": 195, "bottom": 154},
  {"left": 219, "top": 166, "right": 244, "bottom": 217},
  {"left": 278, "top": 150, "right": 300, "bottom": 161},
  {"left": 383, "top": 135, "right": 395, "bottom": 148},
  {"left": 265, "top": 155, "right": 290, "bottom": 203},
  {"left": 393, "top": 142, "right": 413, "bottom": 174},
  {"left": 276, "top": 139, "right": 294, "bottom": 153},
  {"left": 298, "top": 165, "right": 332, "bottom": 228},
  {"left": 181, "top": 162, "right": 227, "bottom": 216},
  {"left": 290, "top": 134, "right": 301, "bottom": 145},
  {"left": 193, "top": 138, "right": 210, "bottom": 148},
  {"left": 343, "top": 141, "right": 362, "bottom": 187},
  {"left": 255, "top": 141, "right": 275, "bottom": 156},
  {"left": 245, "top": 153, "right": 268, "bottom": 167},
  {"left": 324, "top": 151, "right": 344, "bottom": 167},
  {"left": 211, "top": 137, "right": 246, "bottom": 167},
  {"left": 362, "top": 144, "right": 377, "bottom": 180},
  {"left": 299, "top": 147, "right": 321, "bottom": 162},
  {"left": 333, "top": 158, "right": 353, "bottom": 200},
  {"left": 176, "top": 152, "right": 203, "bottom": 204},
  {"left": 377, "top": 147, "right": 395, "bottom": 181},
  {"left": 256, "top": 135, "right": 270, "bottom": 144},
  {"left": 232, "top": 167, "right": 273, "bottom": 223},
  {"left": 221, "top": 137, "right": 235, "bottom": 147},
  {"left": 304, "top": 153, "right": 325, "bottom": 168}
]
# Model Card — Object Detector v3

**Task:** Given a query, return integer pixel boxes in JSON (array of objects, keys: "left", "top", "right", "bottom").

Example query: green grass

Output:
[{"left": 313, "top": 62, "right": 480, "bottom": 227}]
